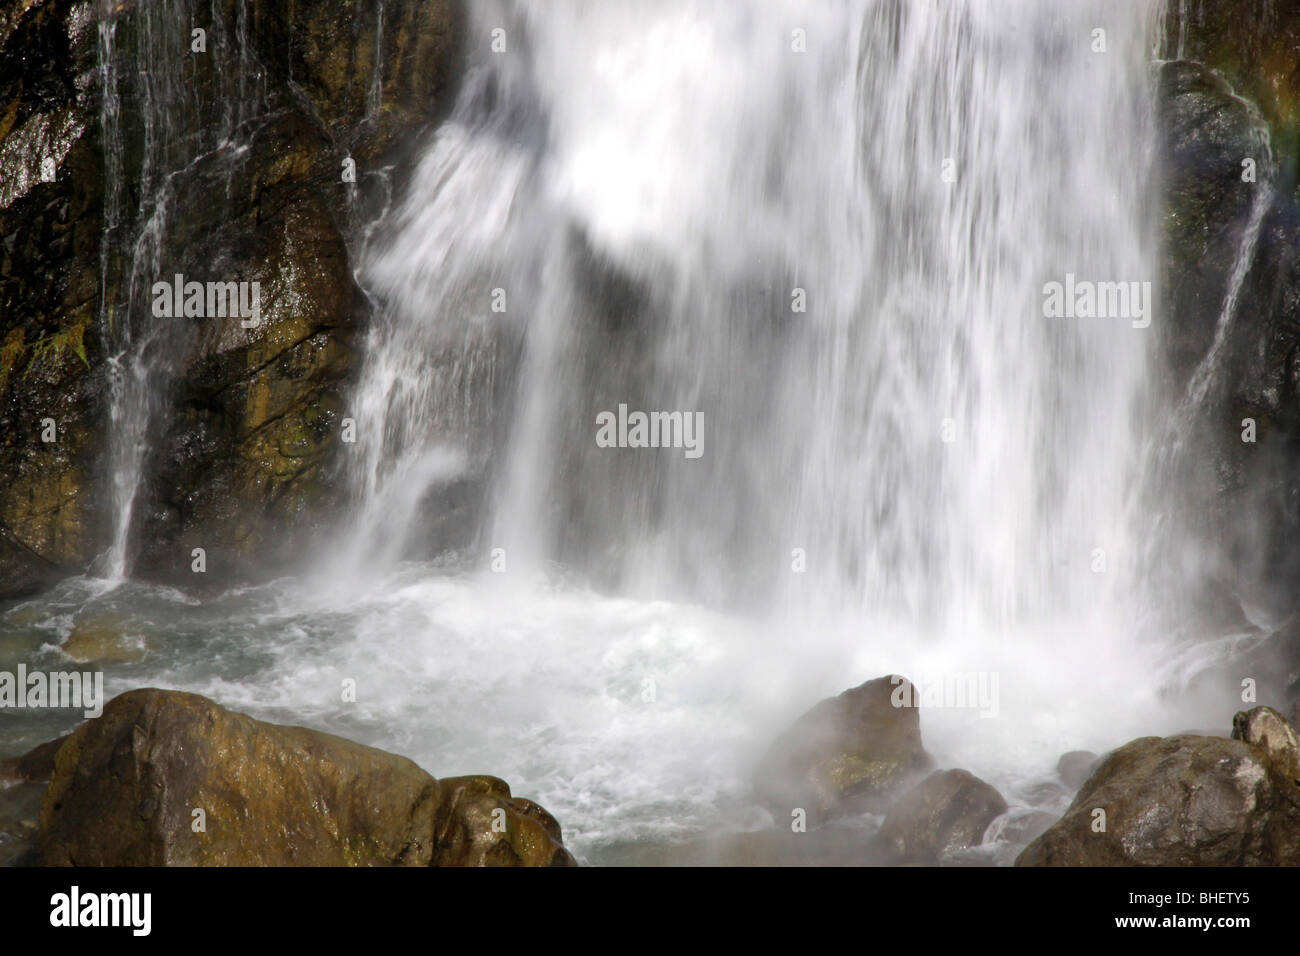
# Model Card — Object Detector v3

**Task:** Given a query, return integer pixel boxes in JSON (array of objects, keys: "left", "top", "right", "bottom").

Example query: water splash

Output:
[{"left": 351, "top": 0, "right": 1164, "bottom": 636}]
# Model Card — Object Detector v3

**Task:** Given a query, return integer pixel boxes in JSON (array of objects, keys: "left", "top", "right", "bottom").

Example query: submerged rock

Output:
[
  {"left": 0, "top": 735, "right": 68, "bottom": 786},
  {"left": 0, "top": 781, "right": 44, "bottom": 867},
  {"left": 35, "top": 689, "right": 575, "bottom": 867},
  {"left": 60, "top": 611, "right": 147, "bottom": 663},
  {"left": 0, "top": 736, "right": 67, "bottom": 867},
  {"left": 1018, "top": 709, "right": 1300, "bottom": 866},
  {"left": 875, "top": 769, "right": 1007, "bottom": 864},
  {"left": 755, "top": 675, "right": 934, "bottom": 823}
]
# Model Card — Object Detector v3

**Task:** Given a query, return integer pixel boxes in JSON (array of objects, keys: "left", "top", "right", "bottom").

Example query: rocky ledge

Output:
[{"left": 1, "top": 688, "right": 574, "bottom": 867}]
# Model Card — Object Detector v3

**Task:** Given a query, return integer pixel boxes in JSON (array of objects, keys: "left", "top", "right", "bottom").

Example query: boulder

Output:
[
  {"left": 432, "top": 776, "right": 576, "bottom": 867},
  {"left": 35, "top": 689, "right": 575, "bottom": 867},
  {"left": 875, "top": 769, "right": 1007, "bottom": 864},
  {"left": 755, "top": 675, "right": 934, "bottom": 823},
  {"left": 1056, "top": 750, "right": 1099, "bottom": 791},
  {"left": 1018, "top": 718, "right": 1300, "bottom": 865}
]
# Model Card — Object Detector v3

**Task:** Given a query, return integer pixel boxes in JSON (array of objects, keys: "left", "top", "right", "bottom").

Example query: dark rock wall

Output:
[
  {"left": 0, "top": 0, "right": 463, "bottom": 594},
  {"left": 1158, "top": 3, "right": 1300, "bottom": 618},
  {"left": 0, "top": 0, "right": 105, "bottom": 596}
]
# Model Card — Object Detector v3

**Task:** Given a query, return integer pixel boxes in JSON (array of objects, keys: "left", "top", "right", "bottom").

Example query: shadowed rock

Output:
[{"left": 0, "top": 735, "right": 68, "bottom": 786}]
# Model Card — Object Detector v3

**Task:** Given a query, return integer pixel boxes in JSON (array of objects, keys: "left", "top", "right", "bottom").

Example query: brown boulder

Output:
[
  {"left": 755, "top": 675, "right": 934, "bottom": 823},
  {"left": 1018, "top": 720, "right": 1300, "bottom": 866},
  {"left": 875, "top": 769, "right": 1007, "bottom": 863},
  {"left": 36, "top": 689, "right": 574, "bottom": 867},
  {"left": 433, "top": 776, "right": 575, "bottom": 867}
]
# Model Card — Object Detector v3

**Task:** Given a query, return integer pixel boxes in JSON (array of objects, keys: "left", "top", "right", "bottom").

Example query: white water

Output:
[
  {"left": 354, "top": 3, "right": 1166, "bottom": 629},
  {"left": 17, "top": 0, "right": 1240, "bottom": 864},
  {"left": 291, "top": 0, "right": 1206, "bottom": 856}
]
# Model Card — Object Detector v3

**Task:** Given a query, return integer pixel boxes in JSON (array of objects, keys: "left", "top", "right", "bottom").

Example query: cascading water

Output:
[
  {"left": 8, "top": 0, "right": 1255, "bottom": 865},
  {"left": 355, "top": 0, "right": 1165, "bottom": 627},
  {"left": 95, "top": 0, "right": 266, "bottom": 581},
  {"left": 292, "top": 0, "right": 1199, "bottom": 858}
]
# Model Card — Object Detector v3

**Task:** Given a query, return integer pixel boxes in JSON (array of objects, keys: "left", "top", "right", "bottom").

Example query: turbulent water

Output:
[{"left": 3, "top": 0, "right": 1244, "bottom": 864}]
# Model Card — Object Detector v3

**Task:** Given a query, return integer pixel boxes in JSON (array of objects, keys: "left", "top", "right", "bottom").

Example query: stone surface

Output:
[
  {"left": 0, "top": 0, "right": 463, "bottom": 593},
  {"left": 0, "top": 0, "right": 105, "bottom": 598},
  {"left": 0, "top": 734, "right": 67, "bottom": 786},
  {"left": 1057, "top": 750, "right": 1099, "bottom": 791},
  {"left": 755, "top": 675, "right": 934, "bottom": 823},
  {"left": 875, "top": 769, "right": 1008, "bottom": 864},
  {"left": 1018, "top": 725, "right": 1300, "bottom": 866},
  {"left": 35, "top": 688, "right": 574, "bottom": 866},
  {"left": 1232, "top": 704, "right": 1300, "bottom": 785}
]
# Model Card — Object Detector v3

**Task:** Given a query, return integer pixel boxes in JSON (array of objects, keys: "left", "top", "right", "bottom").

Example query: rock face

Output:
[
  {"left": 0, "top": 0, "right": 105, "bottom": 598},
  {"left": 1018, "top": 708, "right": 1300, "bottom": 866},
  {"left": 875, "top": 769, "right": 1007, "bottom": 864},
  {"left": 1156, "top": 4, "right": 1300, "bottom": 624},
  {"left": 0, "top": 0, "right": 463, "bottom": 594},
  {"left": 755, "top": 675, "right": 934, "bottom": 823},
  {"left": 35, "top": 689, "right": 574, "bottom": 867}
]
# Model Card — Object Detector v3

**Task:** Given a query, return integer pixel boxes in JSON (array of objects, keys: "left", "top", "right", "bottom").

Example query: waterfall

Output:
[
  {"left": 94, "top": 0, "right": 265, "bottom": 581},
  {"left": 351, "top": 0, "right": 1164, "bottom": 634}
]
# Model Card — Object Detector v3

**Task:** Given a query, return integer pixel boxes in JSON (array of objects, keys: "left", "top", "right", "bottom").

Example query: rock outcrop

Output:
[
  {"left": 755, "top": 675, "right": 934, "bottom": 823},
  {"left": 0, "top": 0, "right": 106, "bottom": 598},
  {"left": 0, "top": 0, "right": 464, "bottom": 595},
  {"left": 1157, "top": 3, "right": 1300, "bottom": 628},
  {"left": 33, "top": 689, "right": 574, "bottom": 866},
  {"left": 1017, "top": 706, "right": 1300, "bottom": 866}
]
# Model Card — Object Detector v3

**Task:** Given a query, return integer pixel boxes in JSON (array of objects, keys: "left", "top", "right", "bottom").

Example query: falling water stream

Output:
[{"left": 2, "top": 0, "right": 1251, "bottom": 864}]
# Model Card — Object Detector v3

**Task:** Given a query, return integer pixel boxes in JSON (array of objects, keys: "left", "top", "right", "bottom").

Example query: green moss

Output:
[
  {"left": 0, "top": 328, "right": 25, "bottom": 392},
  {"left": 23, "top": 313, "right": 91, "bottom": 378}
]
